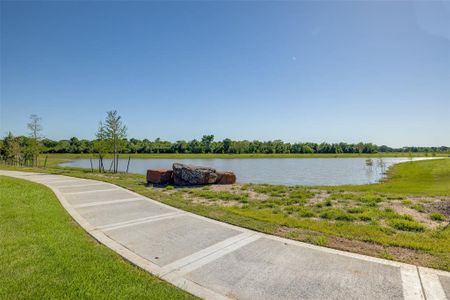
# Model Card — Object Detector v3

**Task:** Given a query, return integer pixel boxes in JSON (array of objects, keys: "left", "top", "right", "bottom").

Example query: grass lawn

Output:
[
  {"left": 0, "top": 176, "right": 195, "bottom": 299},
  {"left": 1, "top": 158, "right": 449, "bottom": 271},
  {"left": 331, "top": 158, "right": 450, "bottom": 196}
]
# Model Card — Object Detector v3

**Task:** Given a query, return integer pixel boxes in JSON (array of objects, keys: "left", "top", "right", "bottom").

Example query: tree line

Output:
[
  {"left": 37, "top": 138, "right": 448, "bottom": 155},
  {"left": 1, "top": 112, "right": 448, "bottom": 170}
]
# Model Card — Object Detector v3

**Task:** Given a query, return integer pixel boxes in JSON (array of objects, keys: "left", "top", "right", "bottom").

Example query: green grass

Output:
[
  {"left": 388, "top": 219, "right": 426, "bottom": 232},
  {"left": 329, "top": 158, "right": 450, "bottom": 196},
  {"left": 429, "top": 212, "right": 446, "bottom": 221},
  {"left": 0, "top": 176, "right": 195, "bottom": 300}
]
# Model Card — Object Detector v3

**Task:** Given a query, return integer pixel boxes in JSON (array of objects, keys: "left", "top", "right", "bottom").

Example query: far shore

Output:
[{"left": 43, "top": 152, "right": 450, "bottom": 160}]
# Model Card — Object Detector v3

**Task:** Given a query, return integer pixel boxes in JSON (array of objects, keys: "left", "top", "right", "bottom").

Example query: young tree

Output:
[
  {"left": 98, "top": 111, "right": 127, "bottom": 173},
  {"left": 94, "top": 121, "right": 109, "bottom": 172},
  {"left": 27, "top": 114, "right": 43, "bottom": 166}
]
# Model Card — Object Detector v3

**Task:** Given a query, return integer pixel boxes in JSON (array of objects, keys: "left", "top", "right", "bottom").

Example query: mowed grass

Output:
[
  {"left": 0, "top": 176, "right": 195, "bottom": 300},
  {"left": 332, "top": 158, "right": 450, "bottom": 196}
]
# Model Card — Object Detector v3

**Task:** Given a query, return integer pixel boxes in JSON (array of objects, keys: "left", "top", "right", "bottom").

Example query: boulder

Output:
[
  {"left": 216, "top": 171, "right": 236, "bottom": 184},
  {"left": 147, "top": 169, "right": 173, "bottom": 184},
  {"left": 172, "top": 163, "right": 218, "bottom": 186}
]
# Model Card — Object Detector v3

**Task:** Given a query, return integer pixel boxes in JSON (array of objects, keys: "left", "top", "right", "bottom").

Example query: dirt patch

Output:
[
  {"left": 305, "top": 190, "right": 330, "bottom": 206},
  {"left": 432, "top": 199, "right": 450, "bottom": 217},
  {"left": 386, "top": 202, "right": 442, "bottom": 229},
  {"left": 183, "top": 193, "right": 242, "bottom": 208}
]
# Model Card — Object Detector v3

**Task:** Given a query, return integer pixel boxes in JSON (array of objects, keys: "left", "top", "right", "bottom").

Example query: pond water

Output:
[{"left": 59, "top": 157, "right": 437, "bottom": 186}]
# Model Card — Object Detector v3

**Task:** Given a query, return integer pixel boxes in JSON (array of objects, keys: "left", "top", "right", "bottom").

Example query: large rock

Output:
[
  {"left": 147, "top": 169, "right": 173, "bottom": 184},
  {"left": 172, "top": 163, "right": 219, "bottom": 186},
  {"left": 216, "top": 171, "right": 236, "bottom": 184}
]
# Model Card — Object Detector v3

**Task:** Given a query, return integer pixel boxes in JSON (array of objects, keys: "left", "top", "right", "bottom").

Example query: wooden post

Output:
[{"left": 90, "top": 157, "right": 94, "bottom": 172}]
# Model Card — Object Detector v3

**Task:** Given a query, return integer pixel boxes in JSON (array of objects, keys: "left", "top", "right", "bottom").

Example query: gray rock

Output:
[{"left": 172, "top": 163, "right": 219, "bottom": 185}]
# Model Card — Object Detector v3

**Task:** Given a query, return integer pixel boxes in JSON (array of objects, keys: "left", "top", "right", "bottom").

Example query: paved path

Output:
[{"left": 1, "top": 170, "right": 449, "bottom": 300}]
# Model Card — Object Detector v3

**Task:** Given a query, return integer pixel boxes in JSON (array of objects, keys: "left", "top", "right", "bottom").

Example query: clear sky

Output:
[{"left": 1, "top": 1, "right": 449, "bottom": 147}]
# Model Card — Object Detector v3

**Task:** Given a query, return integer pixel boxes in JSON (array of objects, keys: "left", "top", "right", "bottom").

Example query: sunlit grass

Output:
[{"left": 0, "top": 176, "right": 195, "bottom": 299}]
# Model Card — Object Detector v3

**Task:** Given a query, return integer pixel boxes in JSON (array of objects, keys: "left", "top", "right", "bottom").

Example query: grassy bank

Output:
[
  {"left": 0, "top": 176, "right": 195, "bottom": 299},
  {"left": 1, "top": 159, "right": 449, "bottom": 271},
  {"left": 331, "top": 158, "right": 450, "bottom": 196},
  {"left": 43, "top": 152, "right": 449, "bottom": 160}
]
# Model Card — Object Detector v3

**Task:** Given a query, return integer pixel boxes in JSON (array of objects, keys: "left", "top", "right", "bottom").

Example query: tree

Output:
[
  {"left": 201, "top": 135, "right": 214, "bottom": 153},
  {"left": 27, "top": 114, "right": 43, "bottom": 166},
  {"left": 27, "top": 114, "right": 43, "bottom": 140},
  {"left": 0, "top": 132, "right": 21, "bottom": 164},
  {"left": 97, "top": 111, "right": 127, "bottom": 173},
  {"left": 223, "top": 138, "right": 232, "bottom": 153}
]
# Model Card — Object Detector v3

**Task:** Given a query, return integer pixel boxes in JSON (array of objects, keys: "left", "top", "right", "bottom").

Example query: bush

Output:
[
  {"left": 411, "top": 204, "right": 426, "bottom": 213},
  {"left": 297, "top": 208, "right": 315, "bottom": 218},
  {"left": 359, "top": 194, "right": 384, "bottom": 206},
  {"left": 347, "top": 207, "right": 365, "bottom": 214},
  {"left": 358, "top": 214, "right": 373, "bottom": 221},
  {"left": 429, "top": 212, "right": 446, "bottom": 221},
  {"left": 319, "top": 209, "right": 355, "bottom": 222},
  {"left": 389, "top": 219, "right": 425, "bottom": 232}
]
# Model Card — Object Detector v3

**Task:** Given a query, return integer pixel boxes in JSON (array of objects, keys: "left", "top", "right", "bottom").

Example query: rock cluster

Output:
[{"left": 146, "top": 163, "right": 236, "bottom": 186}]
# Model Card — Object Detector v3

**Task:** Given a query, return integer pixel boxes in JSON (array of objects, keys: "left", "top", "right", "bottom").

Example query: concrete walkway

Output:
[{"left": 1, "top": 170, "right": 449, "bottom": 300}]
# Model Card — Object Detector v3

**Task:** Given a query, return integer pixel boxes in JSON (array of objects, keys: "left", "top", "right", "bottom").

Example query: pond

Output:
[{"left": 59, "top": 157, "right": 437, "bottom": 186}]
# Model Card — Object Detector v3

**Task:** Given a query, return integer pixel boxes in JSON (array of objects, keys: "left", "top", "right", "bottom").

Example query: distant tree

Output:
[
  {"left": 27, "top": 114, "right": 43, "bottom": 140},
  {"left": 27, "top": 114, "right": 43, "bottom": 166},
  {"left": 201, "top": 135, "right": 214, "bottom": 153},
  {"left": 223, "top": 138, "right": 232, "bottom": 153}
]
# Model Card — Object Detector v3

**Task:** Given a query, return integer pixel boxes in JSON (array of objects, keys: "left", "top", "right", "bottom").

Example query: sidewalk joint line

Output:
[
  {"left": 73, "top": 197, "right": 145, "bottom": 208},
  {"left": 99, "top": 212, "right": 185, "bottom": 232},
  {"left": 161, "top": 233, "right": 261, "bottom": 279},
  {"left": 57, "top": 182, "right": 109, "bottom": 189},
  {"left": 64, "top": 187, "right": 121, "bottom": 195}
]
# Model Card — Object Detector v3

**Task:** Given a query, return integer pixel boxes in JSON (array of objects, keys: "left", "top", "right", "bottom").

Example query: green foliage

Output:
[
  {"left": 429, "top": 212, "right": 446, "bottom": 221},
  {"left": 411, "top": 204, "right": 426, "bottom": 213},
  {"left": 4, "top": 129, "right": 450, "bottom": 155},
  {"left": 389, "top": 219, "right": 425, "bottom": 232},
  {"left": 319, "top": 209, "right": 355, "bottom": 222}
]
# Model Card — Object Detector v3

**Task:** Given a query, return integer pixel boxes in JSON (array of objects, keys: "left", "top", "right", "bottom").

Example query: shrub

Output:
[
  {"left": 359, "top": 194, "right": 384, "bottom": 206},
  {"left": 347, "top": 207, "right": 365, "bottom": 214},
  {"left": 411, "top": 204, "right": 426, "bottom": 213},
  {"left": 297, "top": 208, "right": 315, "bottom": 218},
  {"left": 319, "top": 209, "right": 355, "bottom": 222},
  {"left": 335, "top": 213, "right": 356, "bottom": 222},
  {"left": 358, "top": 214, "right": 373, "bottom": 221},
  {"left": 429, "top": 212, "right": 446, "bottom": 221},
  {"left": 389, "top": 219, "right": 425, "bottom": 232}
]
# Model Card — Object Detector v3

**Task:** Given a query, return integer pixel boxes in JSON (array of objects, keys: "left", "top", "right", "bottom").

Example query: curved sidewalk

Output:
[{"left": 1, "top": 170, "right": 449, "bottom": 300}]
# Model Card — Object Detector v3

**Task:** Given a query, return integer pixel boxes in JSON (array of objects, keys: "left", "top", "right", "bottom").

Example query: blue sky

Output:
[{"left": 1, "top": 1, "right": 449, "bottom": 147}]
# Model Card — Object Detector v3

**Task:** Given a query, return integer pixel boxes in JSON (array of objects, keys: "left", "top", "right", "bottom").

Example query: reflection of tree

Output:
[
  {"left": 377, "top": 158, "right": 386, "bottom": 173},
  {"left": 365, "top": 159, "right": 374, "bottom": 182}
]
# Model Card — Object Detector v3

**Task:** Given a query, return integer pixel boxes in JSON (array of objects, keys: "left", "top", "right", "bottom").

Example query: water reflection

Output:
[{"left": 60, "top": 157, "right": 437, "bottom": 186}]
